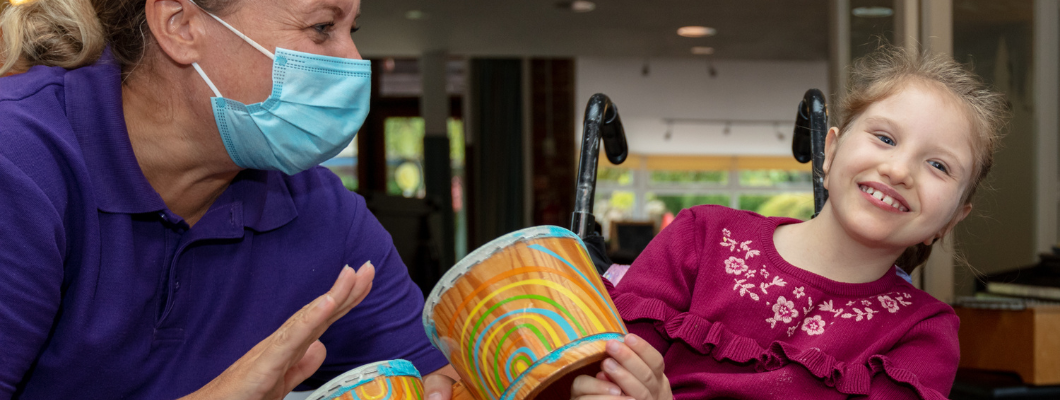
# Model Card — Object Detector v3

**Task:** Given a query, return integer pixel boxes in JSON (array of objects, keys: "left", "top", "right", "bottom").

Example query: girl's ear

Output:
[{"left": 822, "top": 127, "right": 841, "bottom": 187}]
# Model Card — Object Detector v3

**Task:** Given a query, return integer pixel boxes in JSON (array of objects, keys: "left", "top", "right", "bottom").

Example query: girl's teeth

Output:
[
  {"left": 872, "top": 191, "right": 884, "bottom": 200},
  {"left": 882, "top": 195, "right": 894, "bottom": 206}
]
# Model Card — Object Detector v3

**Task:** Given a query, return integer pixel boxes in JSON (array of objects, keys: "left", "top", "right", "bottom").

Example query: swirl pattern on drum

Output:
[{"left": 423, "top": 226, "right": 627, "bottom": 400}]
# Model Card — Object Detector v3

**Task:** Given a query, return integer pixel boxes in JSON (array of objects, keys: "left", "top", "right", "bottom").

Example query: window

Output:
[{"left": 594, "top": 155, "right": 814, "bottom": 236}]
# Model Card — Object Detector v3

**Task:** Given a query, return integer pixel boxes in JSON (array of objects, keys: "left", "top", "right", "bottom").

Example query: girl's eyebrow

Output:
[{"left": 862, "top": 116, "right": 899, "bottom": 132}]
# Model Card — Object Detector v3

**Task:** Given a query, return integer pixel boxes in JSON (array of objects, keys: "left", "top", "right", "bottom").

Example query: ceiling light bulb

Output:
[
  {"left": 405, "top": 10, "right": 427, "bottom": 20},
  {"left": 556, "top": 1, "right": 597, "bottom": 12},
  {"left": 852, "top": 6, "right": 894, "bottom": 18},
  {"left": 677, "top": 26, "right": 717, "bottom": 38},
  {"left": 691, "top": 46, "right": 715, "bottom": 55}
]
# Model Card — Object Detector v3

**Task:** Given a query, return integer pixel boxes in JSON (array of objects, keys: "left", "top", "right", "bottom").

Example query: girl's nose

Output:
[{"left": 879, "top": 157, "right": 915, "bottom": 187}]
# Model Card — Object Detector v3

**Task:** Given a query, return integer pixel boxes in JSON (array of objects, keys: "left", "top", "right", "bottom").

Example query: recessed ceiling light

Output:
[
  {"left": 691, "top": 46, "right": 715, "bottom": 55},
  {"left": 677, "top": 26, "right": 717, "bottom": 38},
  {"left": 852, "top": 6, "right": 893, "bottom": 18},
  {"left": 405, "top": 10, "right": 428, "bottom": 20},
  {"left": 555, "top": 1, "right": 596, "bottom": 12}
]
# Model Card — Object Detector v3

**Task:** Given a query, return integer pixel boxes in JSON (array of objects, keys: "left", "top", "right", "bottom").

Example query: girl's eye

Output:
[
  {"left": 929, "top": 160, "right": 949, "bottom": 174},
  {"left": 875, "top": 134, "right": 895, "bottom": 146},
  {"left": 351, "top": 25, "right": 360, "bottom": 34}
]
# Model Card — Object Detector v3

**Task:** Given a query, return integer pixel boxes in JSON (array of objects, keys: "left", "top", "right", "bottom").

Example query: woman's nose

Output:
[{"left": 342, "top": 36, "right": 362, "bottom": 60}]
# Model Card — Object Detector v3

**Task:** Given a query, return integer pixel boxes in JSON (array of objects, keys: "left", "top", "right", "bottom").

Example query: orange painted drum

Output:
[
  {"left": 423, "top": 226, "right": 628, "bottom": 400},
  {"left": 306, "top": 359, "right": 424, "bottom": 400}
]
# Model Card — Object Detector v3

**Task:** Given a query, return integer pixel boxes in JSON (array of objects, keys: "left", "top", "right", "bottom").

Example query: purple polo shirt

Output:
[{"left": 0, "top": 53, "right": 447, "bottom": 399}]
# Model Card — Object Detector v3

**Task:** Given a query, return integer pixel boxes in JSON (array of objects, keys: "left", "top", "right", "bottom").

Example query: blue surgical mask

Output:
[{"left": 190, "top": 6, "right": 371, "bottom": 175}]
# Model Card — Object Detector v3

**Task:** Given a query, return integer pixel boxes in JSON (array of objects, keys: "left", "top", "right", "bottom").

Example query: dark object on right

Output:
[{"left": 792, "top": 88, "right": 829, "bottom": 217}]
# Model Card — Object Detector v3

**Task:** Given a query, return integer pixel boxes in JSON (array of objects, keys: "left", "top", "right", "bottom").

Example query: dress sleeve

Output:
[
  {"left": 303, "top": 191, "right": 448, "bottom": 388},
  {"left": 608, "top": 208, "right": 705, "bottom": 356},
  {"left": 858, "top": 312, "right": 960, "bottom": 400},
  {"left": 0, "top": 153, "right": 65, "bottom": 399}
]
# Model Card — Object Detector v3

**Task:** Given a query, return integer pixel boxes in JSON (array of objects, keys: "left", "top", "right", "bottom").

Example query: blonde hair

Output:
[
  {"left": 0, "top": 0, "right": 238, "bottom": 77},
  {"left": 0, "top": 0, "right": 104, "bottom": 76},
  {"left": 835, "top": 45, "right": 1009, "bottom": 269}
]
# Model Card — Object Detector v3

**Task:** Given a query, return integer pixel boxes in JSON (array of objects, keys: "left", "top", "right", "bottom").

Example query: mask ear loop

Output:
[
  {"left": 192, "top": 62, "right": 223, "bottom": 98},
  {"left": 187, "top": 0, "right": 277, "bottom": 60}
]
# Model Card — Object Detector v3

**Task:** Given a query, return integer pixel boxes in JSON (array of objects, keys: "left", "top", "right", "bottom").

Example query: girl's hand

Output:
[
  {"left": 571, "top": 334, "right": 672, "bottom": 400},
  {"left": 180, "top": 262, "right": 376, "bottom": 400}
]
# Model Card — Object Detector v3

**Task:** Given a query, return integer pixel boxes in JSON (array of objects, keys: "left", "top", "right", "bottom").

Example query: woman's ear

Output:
[
  {"left": 821, "top": 126, "right": 840, "bottom": 187},
  {"left": 145, "top": 0, "right": 206, "bottom": 65}
]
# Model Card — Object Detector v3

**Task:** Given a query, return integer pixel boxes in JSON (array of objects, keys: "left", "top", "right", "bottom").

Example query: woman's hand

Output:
[
  {"left": 180, "top": 262, "right": 376, "bottom": 400},
  {"left": 571, "top": 334, "right": 672, "bottom": 400}
]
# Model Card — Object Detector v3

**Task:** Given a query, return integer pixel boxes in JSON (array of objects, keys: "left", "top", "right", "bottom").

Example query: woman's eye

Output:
[
  {"left": 313, "top": 23, "right": 335, "bottom": 36},
  {"left": 875, "top": 134, "right": 895, "bottom": 146},
  {"left": 351, "top": 25, "right": 360, "bottom": 34},
  {"left": 929, "top": 161, "right": 948, "bottom": 174}
]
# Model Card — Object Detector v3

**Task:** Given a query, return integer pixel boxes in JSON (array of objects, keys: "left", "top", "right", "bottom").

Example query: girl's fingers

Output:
[
  {"left": 596, "top": 371, "right": 612, "bottom": 383},
  {"left": 605, "top": 340, "right": 658, "bottom": 395},
  {"left": 623, "top": 334, "right": 665, "bottom": 378},
  {"left": 573, "top": 396, "right": 635, "bottom": 400},
  {"left": 600, "top": 357, "right": 651, "bottom": 400},
  {"left": 571, "top": 374, "right": 623, "bottom": 397}
]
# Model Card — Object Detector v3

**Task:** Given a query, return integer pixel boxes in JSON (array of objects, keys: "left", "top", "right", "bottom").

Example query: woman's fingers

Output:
[
  {"left": 326, "top": 262, "right": 375, "bottom": 326},
  {"left": 571, "top": 374, "right": 623, "bottom": 397},
  {"left": 283, "top": 340, "right": 328, "bottom": 392}
]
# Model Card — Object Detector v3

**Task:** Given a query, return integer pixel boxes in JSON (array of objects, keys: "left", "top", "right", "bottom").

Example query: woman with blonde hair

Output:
[{"left": 0, "top": 0, "right": 459, "bottom": 398}]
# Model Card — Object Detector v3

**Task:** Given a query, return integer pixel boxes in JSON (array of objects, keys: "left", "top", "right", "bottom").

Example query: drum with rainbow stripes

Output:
[
  {"left": 306, "top": 359, "right": 424, "bottom": 400},
  {"left": 423, "top": 226, "right": 628, "bottom": 400}
]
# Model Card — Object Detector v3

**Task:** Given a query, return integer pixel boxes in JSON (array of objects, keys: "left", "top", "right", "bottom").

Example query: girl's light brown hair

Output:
[
  {"left": 835, "top": 45, "right": 1009, "bottom": 269},
  {"left": 1, "top": 0, "right": 238, "bottom": 77}
]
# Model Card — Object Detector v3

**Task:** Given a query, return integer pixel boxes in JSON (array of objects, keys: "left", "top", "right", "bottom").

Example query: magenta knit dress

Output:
[{"left": 606, "top": 205, "right": 959, "bottom": 399}]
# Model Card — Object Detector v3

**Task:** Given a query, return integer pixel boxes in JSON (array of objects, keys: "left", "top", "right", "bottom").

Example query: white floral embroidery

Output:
[
  {"left": 878, "top": 295, "right": 900, "bottom": 313},
  {"left": 846, "top": 301, "right": 855, "bottom": 306},
  {"left": 792, "top": 286, "right": 805, "bottom": 299},
  {"left": 745, "top": 249, "right": 761, "bottom": 259},
  {"left": 725, "top": 257, "right": 749, "bottom": 275},
  {"left": 818, "top": 300, "right": 844, "bottom": 318},
  {"left": 842, "top": 307, "right": 878, "bottom": 321},
  {"left": 744, "top": 269, "right": 756, "bottom": 279},
  {"left": 719, "top": 229, "right": 737, "bottom": 251},
  {"left": 787, "top": 326, "right": 798, "bottom": 337},
  {"left": 759, "top": 276, "right": 787, "bottom": 294},
  {"left": 733, "top": 279, "right": 760, "bottom": 301},
  {"left": 766, "top": 296, "right": 799, "bottom": 328},
  {"left": 740, "top": 240, "right": 753, "bottom": 252},
  {"left": 861, "top": 299, "right": 872, "bottom": 306},
  {"left": 801, "top": 315, "right": 826, "bottom": 335},
  {"left": 802, "top": 296, "right": 815, "bottom": 315},
  {"left": 760, "top": 268, "right": 770, "bottom": 279}
]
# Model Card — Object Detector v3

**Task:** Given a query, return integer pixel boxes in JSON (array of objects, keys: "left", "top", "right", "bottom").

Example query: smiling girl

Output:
[{"left": 572, "top": 46, "right": 1008, "bottom": 400}]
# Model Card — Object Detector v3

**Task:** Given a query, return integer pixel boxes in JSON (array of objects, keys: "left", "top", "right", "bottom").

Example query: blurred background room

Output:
[{"left": 317, "top": 1, "right": 1059, "bottom": 397}]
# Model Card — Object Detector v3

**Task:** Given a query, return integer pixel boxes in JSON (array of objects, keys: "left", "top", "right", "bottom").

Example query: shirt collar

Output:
[
  {"left": 229, "top": 169, "right": 298, "bottom": 232},
  {"left": 64, "top": 49, "right": 166, "bottom": 214}
]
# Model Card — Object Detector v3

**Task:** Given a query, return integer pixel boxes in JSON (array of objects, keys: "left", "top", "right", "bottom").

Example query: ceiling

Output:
[{"left": 356, "top": 0, "right": 832, "bottom": 60}]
